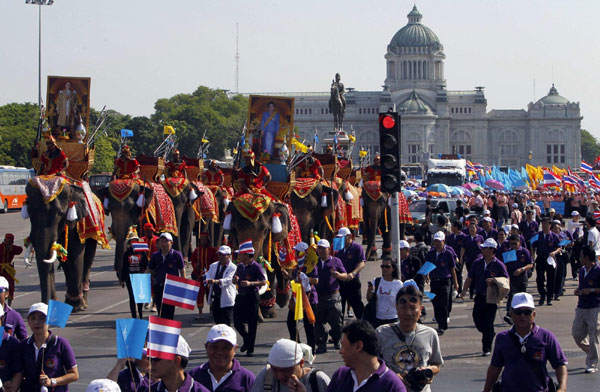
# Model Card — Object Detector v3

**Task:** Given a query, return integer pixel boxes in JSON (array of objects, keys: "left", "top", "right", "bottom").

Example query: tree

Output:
[{"left": 581, "top": 129, "right": 600, "bottom": 163}]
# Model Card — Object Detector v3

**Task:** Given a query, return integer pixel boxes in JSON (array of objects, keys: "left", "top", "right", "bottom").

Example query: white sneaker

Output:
[{"left": 585, "top": 367, "right": 598, "bottom": 374}]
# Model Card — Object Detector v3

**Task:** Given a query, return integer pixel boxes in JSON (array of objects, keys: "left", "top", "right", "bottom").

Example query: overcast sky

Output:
[{"left": 1, "top": 0, "right": 598, "bottom": 137}]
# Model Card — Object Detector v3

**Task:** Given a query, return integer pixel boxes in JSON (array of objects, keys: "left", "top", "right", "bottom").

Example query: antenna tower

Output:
[{"left": 235, "top": 23, "right": 239, "bottom": 93}]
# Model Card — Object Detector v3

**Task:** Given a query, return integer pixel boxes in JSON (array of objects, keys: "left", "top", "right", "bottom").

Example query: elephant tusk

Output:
[
  {"left": 21, "top": 204, "right": 29, "bottom": 220},
  {"left": 23, "top": 243, "right": 33, "bottom": 267},
  {"left": 321, "top": 193, "right": 328, "bottom": 208},
  {"left": 44, "top": 249, "right": 57, "bottom": 264},
  {"left": 223, "top": 198, "right": 230, "bottom": 208}
]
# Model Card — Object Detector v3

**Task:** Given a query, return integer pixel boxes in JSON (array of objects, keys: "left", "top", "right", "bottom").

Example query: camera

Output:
[{"left": 404, "top": 367, "right": 434, "bottom": 391}]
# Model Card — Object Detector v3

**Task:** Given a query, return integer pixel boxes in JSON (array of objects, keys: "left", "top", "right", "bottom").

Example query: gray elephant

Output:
[
  {"left": 290, "top": 180, "right": 340, "bottom": 243},
  {"left": 362, "top": 183, "right": 392, "bottom": 261}
]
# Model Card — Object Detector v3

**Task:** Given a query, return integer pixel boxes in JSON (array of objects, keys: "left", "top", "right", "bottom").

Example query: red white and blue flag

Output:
[
  {"left": 562, "top": 175, "right": 577, "bottom": 186},
  {"left": 589, "top": 174, "right": 600, "bottom": 190},
  {"left": 162, "top": 274, "right": 201, "bottom": 310},
  {"left": 567, "top": 167, "right": 585, "bottom": 186},
  {"left": 581, "top": 161, "right": 594, "bottom": 175},
  {"left": 238, "top": 239, "right": 255, "bottom": 254},
  {"left": 543, "top": 169, "right": 561, "bottom": 187},
  {"left": 147, "top": 316, "right": 182, "bottom": 360},
  {"left": 131, "top": 241, "right": 149, "bottom": 253},
  {"left": 594, "top": 211, "right": 600, "bottom": 221}
]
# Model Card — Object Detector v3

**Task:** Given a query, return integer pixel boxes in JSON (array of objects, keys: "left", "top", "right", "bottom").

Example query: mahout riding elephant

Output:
[
  {"left": 25, "top": 179, "right": 99, "bottom": 310},
  {"left": 195, "top": 183, "right": 229, "bottom": 248},
  {"left": 290, "top": 180, "right": 339, "bottom": 243},
  {"left": 362, "top": 183, "right": 392, "bottom": 261}
]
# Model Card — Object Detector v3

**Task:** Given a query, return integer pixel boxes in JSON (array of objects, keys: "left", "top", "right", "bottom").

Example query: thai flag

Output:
[
  {"left": 147, "top": 316, "right": 182, "bottom": 360},
  {"left": 543, "top": 169, "right": 561, "bottom": 187},
  {"left": 594, "top": 211, "right": 600, "bottom": 221},
  {"left": 466, "top": 161, "right": 476, "bottom": 171},
  {"left": 568, "top": 167, "right": 585, "bottom": 186},
  {"left": 162, "top": 274, "right": 201, "bottom": 310},
  {"left": 562, "top": 175, "right": 577, "bottom": 186},
  {"left": 472, "top": 162, "right": 484, "bottom": 171},
  {"left": 131, "top": 241, "right": 149, "bottom": 253},
  {"left": 581, "top": 161, "right": 593, "bottom": 175},
  {"left": 589, "top": 174, "right": 600, "bottom": 190}
]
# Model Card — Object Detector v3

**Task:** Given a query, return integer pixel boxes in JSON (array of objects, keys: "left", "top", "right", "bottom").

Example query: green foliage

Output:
[
  {"left": 0, "top": 87, "right": 248, "bottom": 171},
  {"left": 581, "top": 129, "right": 600, "bottom": 163}
]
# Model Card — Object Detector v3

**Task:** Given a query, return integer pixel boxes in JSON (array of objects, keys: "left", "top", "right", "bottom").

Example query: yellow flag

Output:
[
  {"left": 291, "top": 138, "right": 308, "bottom": 153},
  {"left": 164, "top": 125, "right": 175, "bottom": 135},
  {"left": 348, "top": 134, "right": 356, "bottom": 142},
  {"left": 291, "top": 281, "right": 304, "bottom": 320},
  {"left": 201, "top": 138, "right": 209, "bottom": 143},
  {"left": 359, "top": 150, "right": 367, "bottom": 158}
]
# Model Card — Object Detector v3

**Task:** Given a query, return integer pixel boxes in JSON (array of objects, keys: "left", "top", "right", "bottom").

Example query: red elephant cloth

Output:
[
  {"left": 76, "top": 182, "right": 110, "bottom": 249},
  {"left": 363, "top": 181, "right": 383, "bottom": 201},
  {"left": 162, "top": 177, "right": 189, "bottom": 198},
  {"left": 232, "top": 193, "right": 271, "bottom": 223},
  {"left": 398, "top": 193, "right": 413, "bottom": 224},
  {"left": 29, "top": 175, "right": 68, "bottom": 204},
  {"left": 147, "top": 183, "right": 178, "bottom": 236},
  {"left": 114, "top": 157, "right": 140, "bottom": 180},
  {"left": 190, "top": 246, "right": 217, "bottom": 308},
  {"left": 0, "top": 243, "right": 23, "bottom": 299},
  {"left": 292, "top": 178, "right": 320, "bottom": 199},
  {"left": 194, "top": 181, "right": 218, "bottom": 223}
]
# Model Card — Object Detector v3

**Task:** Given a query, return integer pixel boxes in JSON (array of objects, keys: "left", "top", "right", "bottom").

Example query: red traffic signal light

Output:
[{"left": 380, "top": 114, "right": 396, "bottom": 129}]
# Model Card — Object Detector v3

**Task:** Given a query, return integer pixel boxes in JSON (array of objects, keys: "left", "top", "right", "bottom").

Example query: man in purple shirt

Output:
[
  {"left": 314, "top": 239, "right": 349, "bottom": 354},
  {"left": 463, "top": 222, "right": 484, "bottom": 298},
  {"left": 324, "top": 320, "right": 406, "bottom": 391},
  {"left": 190, "top": 324, "right": 256, "bottom": 391},
  {"left": 335, "top": 227, "right": 366, "bottom": 320},
  {"left": 447, "top": 221, "right": 467, "bottom": 294},
  {"left": 425, "top": 231, "right": 458, "bottom": 335},
  {"left": 150, "top": 336, "right": 209, "bottom": 392},
  {"left": 0, "top": 318, "right": 22, "bottom": 390},
  {"left": 502, "top": 235, "right": 534, "bottom": 326},
  {"left": 0, "top": 277, "right": 27, "bottom": 340},
  {"left": 480, "top": 217, "right": 498, "bottom": 241},
  {"left": 461, "top": 238, "right": 509, "bottom": 356},
  {"left": 519, "top": 210, "right": 539, "bottom": 251},
  {"left": 147, "top": 233, "right": 186, "bottom": 319},
  {"left": 532, "top": 218, "right": 561, "bottom": 306},
  {"left": 232, "top": 240, "right": 266, "bottom": 357},
  {"left": 482, "top": 293, "right": 567, "bottom": 392},
  {"left": 572, "top": 245, "right": 600, "bottom": 373}
]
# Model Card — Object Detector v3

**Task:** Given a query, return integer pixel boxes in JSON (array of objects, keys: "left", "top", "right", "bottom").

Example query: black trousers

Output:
[
  {"left": 456, "top": 262, "right": 465, "bottom": 294},
  {"left": 535, "top": 256, "right": 555, "bottom": 300},
  {"left": 286, "top": 306, "right": 316, "bottom": 351},
  {"left": 473, "top": 294, "right": 497, "bottom": 353},
  {"left": 315, "top": 292, "right": 343, "bottom": 349},
  {"left": 430, "top": 278, "right": 451, "bottom": 330},
  {"left": 125, "top": 278, "right": 144, "bottom": 319},
  {"left": 506, "top": 275, "right": 528, "bottom": 313},
  {"left": 153, "top": 284, "right": 175, "bottom": 320},
  {"left": 211, "top": 297, "right": 233, "bottom": 326},
  {"left": 554, "top": 253, "right": 568, "bottom": 297},
  {"left": 339, "top": 278, "right": 364, "bottom": 319},
  {"left": 233, "top": 292, "right": 259, "bottom": 353}
]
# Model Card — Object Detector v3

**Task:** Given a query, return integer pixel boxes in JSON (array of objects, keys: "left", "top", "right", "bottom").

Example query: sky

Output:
[{"left": 1, "top": 0, "right": 599, "bottom": 137}]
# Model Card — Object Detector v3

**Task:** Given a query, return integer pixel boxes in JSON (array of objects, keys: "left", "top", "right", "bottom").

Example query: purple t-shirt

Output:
[
  {"left": 148, "top": 249, "right": 185, "bottom": 285},
  {"left": 463, "top": 234, "right": 484, "bottom": 264},
  {"left": 327, "top": 359, "right": 406, "bottom": 391},
  {"left": 316, "top": 256, "right": 346, "bottom": 294},
  {"left": 117, "top": 366, "right": 151, "bottom": 392},
  {"left": 190, "top": 358, "right": 256, "bottom": 392},
  {"left": 503, "top": 247, "right": 533, "bottom": 276},
  {"left": 426, "top": 247, "right": 456, "bottom": 280},
  {"left": 491, "top": 325, "right": 567, "bottom": 392},
  {"left": 0, "top": 331, "right": 22, "bottom": 382},
  {"left": 235, "top": 260, "right": 266, "bottom": 295},
  {"left": 577, "top": 263, "right": 600, "bottom": 309},
  {"left": 519, "top": 220, "right": 539, "bottom": 242},
  {"left": 481, "top": 228, "right": 498, "bottom": 241},
  {"left": 2, "top": 305, "right": 28, "bottom": 341},
  {"left": 335, "top": 241, "right": 366, "bottom": 278},
  {"left": 532, "top": 231, "right": 560, "bottom": 258},
  {"left": 20, "top": 333, "right": 77, "bottom": 392},
  {"left": 446, "top": 232, "right": 466, "bottom": 259},
  {"left": 151, "top": 372, "right": 209, "bottom": 392},
  {"left": 468, "top": 257, "right": 509, "bottom": 296}
]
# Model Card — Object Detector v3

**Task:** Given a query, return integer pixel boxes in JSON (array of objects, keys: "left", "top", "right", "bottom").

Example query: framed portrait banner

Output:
[
  {"left": 46, "top": 76, "right": 91, "bottom": 137},
  {"left": 247, "top": 95, "right": 294, "bottom": 164}
]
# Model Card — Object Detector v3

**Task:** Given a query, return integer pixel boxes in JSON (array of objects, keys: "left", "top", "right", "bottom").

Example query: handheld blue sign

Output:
[
  {"left": 529, "top": 233, "right": 539, "bottom": 245},
  {"left": 502, "top": 250, "right": 517, "bottom": 263},
  {"left": 417, "top": 261, "right": 437, "bottom": 275},
  {"left": 558, "top": 239, "right": 571, "bottom": 247},
  {"left": 130, "top": 274, "right": 152, "bottom": 304},
  {"left": 116, "top": 318, "right": 149, "bottom": 359},
  {"left": 46, "top": 300, "right": 73, "bottom": 328},
  {"left": 332, "top": 237, "right": 345, "bottom": 251}
]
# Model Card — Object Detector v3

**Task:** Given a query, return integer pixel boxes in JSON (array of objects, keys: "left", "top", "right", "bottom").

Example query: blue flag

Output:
[
  {"left": 120, "top": 129, "right": 134, "bottom": 138},
  {"left": 116, "top": 318, "right": 149, "bottom": 359},
  {"left": 46, "top": 300, "right": 73, "bottom": 328},
  {"left": 558, "top": 239, "right": 571, "bottom": 246},
  {"left": 424, "top": 291, "right": 436, "bottom": 300},
  {"left": 314, "top": 133, "right": 319, "bottom": 144},
  {"left": 502, "top": 250, "right": 517, "bottom": 263},
  {"left": 417, "top": 261, "right": 437, "bottom": 275},
  {"left": 130, "top": 274, "right": 152, "bottom": 304},
  {"left": 332, "top": 236, "right": 345, "bottom": 251},
  {"left": 0, "top": 326, "right": 4, "bottom": 348},
  {"left": 529, "top": 233, "right": 539, "bottom": 245}
]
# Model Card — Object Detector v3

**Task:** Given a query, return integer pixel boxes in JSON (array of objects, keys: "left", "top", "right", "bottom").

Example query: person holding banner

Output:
[
  {"left": 502, "top": 235, "right": 533, "bottom": 326},
  {"left": 120, "top": 231, "right": 149, "bottom": 319},
  {"left": 205, "top": 246, "right": 237, "bottom": 326},
  {"left": 19, "top": 302, "right": 79, "bottom": 391},
  {"left": 147, "top": 233, "right": 186, "bottom": 320}
]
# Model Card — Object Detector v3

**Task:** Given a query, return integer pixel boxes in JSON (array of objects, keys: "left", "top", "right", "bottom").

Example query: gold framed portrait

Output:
[
  {"left": 46, "top": 75, "right": 91, "bottom": 138},
  {"left": 247, "top": 95, "right": 294, "bottom": 164}
]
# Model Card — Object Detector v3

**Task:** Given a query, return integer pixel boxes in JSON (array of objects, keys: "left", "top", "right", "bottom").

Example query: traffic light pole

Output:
[{"left": 390, "top": 191, "right": 401, "bottom": 272}]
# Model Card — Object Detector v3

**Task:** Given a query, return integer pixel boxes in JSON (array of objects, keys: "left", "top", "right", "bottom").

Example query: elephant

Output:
[
  {"left": 362, "top": 187, "right": 392, "bottom": 261},
  {"left": 162, "top": 179, "right": 201, "bottom": 262},
  {"left": 25, "top": 180, "right": 98, "bottom": 309},
  {"left": 290, "top": 180, "right": 340, "bottom": 243},
  {"left": 97, "top": 182, "right": 154, "bottom": 280},
  {"left": 195, "top": 184, "right": 229, "bottom": 248}
]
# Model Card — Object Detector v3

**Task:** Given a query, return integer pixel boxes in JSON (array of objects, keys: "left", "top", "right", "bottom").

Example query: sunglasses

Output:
[
  {"left": 512, "top": 308, "right": 533, "bottom": 316},
  {"left": 380, "top": 265, "right": 392, "bottom": 269},
  {"left": 397, "top": 296, "right": 419, "bottom": 305}
]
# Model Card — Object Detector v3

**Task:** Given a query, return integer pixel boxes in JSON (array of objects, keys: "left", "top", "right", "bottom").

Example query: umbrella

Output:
[
  {"left": 402, "top": 189, "right": 417, "bottom": 197},
  {"left": 461, "top": 188, "right": 473, "bottom": 197},
  {"left": 449, "top": 186, "right": 464, "bottom": 196},
  {"left": 462, "top": 182, "right": 480, "bottom": 190},
  {"left": 426, "top": 183, "right": 452, "bottom": 194},
  {"left": 485, "top": 179, "right": 505, "bottom": 190}
]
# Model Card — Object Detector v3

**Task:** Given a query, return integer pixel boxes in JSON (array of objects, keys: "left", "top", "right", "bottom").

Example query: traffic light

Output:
[{"left": 378, "top": 111, "right": 401, "bottom": 193}]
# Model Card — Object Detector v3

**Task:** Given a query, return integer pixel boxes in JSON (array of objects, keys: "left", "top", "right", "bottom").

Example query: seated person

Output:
[
  {"left": 296, "top": 155, "right": 324, "bottom": 180},
  {"left": 202, "top": 160, "right": 224, "bottom": 186},
  {"left": 235, "top": 151, "right": 271, "bottom": 192},
  {"left": 166, "top": 149, "right": 187, "bottom": 179},
  {"left": 364, "top": 155, "right": 381, "bottom": 182},
  {"left": 40, "top": 136, "right": 68, "bottom": 176},
  {"left": 113, "top": 145, "right": 140, "bottom": 180}
]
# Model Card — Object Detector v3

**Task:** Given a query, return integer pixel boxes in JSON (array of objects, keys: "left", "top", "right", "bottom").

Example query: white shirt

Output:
[
  {"left": 373, "top": 278, "right": 403, "bottom": 320},
  {"left": 208, "top": 368, "right": 233, "bottom": 391},
  {"left": 350, "top": 365, "right": 387, "bottom": 392},
  {"left": 588, "top": 227, "right": 600, "bottom": 255}
]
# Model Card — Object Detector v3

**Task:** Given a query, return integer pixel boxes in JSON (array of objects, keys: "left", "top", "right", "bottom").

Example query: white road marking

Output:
[{"left": 73, "top": 298, "right": 130, "bottom": 322}]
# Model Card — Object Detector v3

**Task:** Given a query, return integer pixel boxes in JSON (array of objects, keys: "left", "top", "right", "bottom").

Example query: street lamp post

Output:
[{"left": 25, "top": 0, "right": 54, "bottom": 112}]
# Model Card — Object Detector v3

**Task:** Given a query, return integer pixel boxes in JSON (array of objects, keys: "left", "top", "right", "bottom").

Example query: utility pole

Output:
[{"left": 235, "top": 23, "right": 239, "bottom": 94}]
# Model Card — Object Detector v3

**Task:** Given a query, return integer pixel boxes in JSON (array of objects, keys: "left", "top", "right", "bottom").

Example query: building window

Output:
[
  {"left": 468, "top": 107, "right": 472, "bottom": 114},
  {"left": 452, "top": 144, "right": 472, "bottom": 159},
  {"left": 408, "top": 144, "right": 420, "bottom": 163},
  {"left": 499, "top": 144, "right": 519, "bottom": 156},
  {"left": 546, "top": 144, "right": 565, "bottom": 164}
]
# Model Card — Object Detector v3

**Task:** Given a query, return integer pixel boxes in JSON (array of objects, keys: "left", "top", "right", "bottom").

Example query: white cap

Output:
[
  {"left": 86, "top": 379, "right": 121, "bottom": 392},
  {"left": 268, "top": 338, "right": 314, "bottom": 367},
  {"left": 511, "top": 292, "right": 535, "bottom": 309},
  {"left": 482, "top": 217, "right": 492, "bottom": 223},
  {"left": 176, "top": 336, "right": 192, "bottom": 358},
  {"left": 28, "top": 302, "right": 48, "bottom": 316},
  {"left": 293, "top": 242, "right": 309, "bottom": 252},
  {"left": 399, "top": 240, "right": 410, "bottom": 249},
  {"left": 511, "top": 224, "right": 519, "bottom": 230},
  {"left": 217, "top": 245, "right": 232, "bottom": 255},
  {"left": 552, "top": 220, "right": 561, "bottom": 225},
  {"left": 317, "top": 239, "right": 330, "bottom": 248},
  {"left": 159, "top": 232, "right": 173, "bottom": 241},
  {"left": 512, "top": 203, "right": 519, "bottom": 208},
  {"left": 205, "top": 324, "right": 237, "bottom": 346},
  {"left": 481, "top": 238, "right": 498, "bottom": 249},
  {"left": 571, "top": 211, "right": 580, "bottom": 216},
  {"left": 483, "top": 210, "right": 491, "bottom": 215},
  {"left": 337, "top": 227, "right": 352, "bottom": 236},
  {"left": 433, "top": 231, "right": 445, "bottom": 242},
  {"left": 0, "top": 276, "right": 9, "bottom": 291}
]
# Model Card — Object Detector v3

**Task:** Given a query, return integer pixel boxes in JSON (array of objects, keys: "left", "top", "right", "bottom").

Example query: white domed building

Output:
[{"left": 265, "top": 6, "right": 582, "bottom": 174}]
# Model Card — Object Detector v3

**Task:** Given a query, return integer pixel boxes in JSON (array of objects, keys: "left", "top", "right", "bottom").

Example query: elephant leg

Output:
[
  {"left": 36, "top": 260, "right": 55, "bottom": 304},
  {"left": 63, "top": 236, "right": 85, "bottom": 311},
  {"left": 366, "top": 205, "right": 379, "bottom": 261},
  {"left": 81, "top": 239, "right": 97, "bottom": 310}
]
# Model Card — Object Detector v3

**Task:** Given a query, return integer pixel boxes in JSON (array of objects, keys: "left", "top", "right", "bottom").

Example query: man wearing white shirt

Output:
[
  {"left": 585, "top": 217, "right": 600, "bottom": 257},
  {"left": 205, "top": 246, "right": 238, "bottom": 326}
]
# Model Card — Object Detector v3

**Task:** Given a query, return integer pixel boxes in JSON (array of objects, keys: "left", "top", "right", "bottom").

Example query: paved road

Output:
[{"left": 2, "top": 210, "right": 598, "bottom": 390}]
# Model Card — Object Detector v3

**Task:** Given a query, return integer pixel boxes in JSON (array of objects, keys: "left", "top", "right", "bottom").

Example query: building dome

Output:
[
  {"left": 398, "top": 89, "right": 433, "bottom": 114},
  {"left": 389, "top": 6, "right": 442, "bottom": 49},
  {"left": 537, "top": 84, "right": 569, "bottom": 105}
]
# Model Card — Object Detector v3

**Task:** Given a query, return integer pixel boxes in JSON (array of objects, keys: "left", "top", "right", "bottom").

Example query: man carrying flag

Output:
[{"left": 120, "top": 228, "right": 149, "bottom": 319}]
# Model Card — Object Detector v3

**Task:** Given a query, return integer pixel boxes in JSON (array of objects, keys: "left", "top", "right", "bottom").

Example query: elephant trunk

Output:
[
  {"left": 110, "top": 209, "right": 132, "bottom": 280},
  {"left": 31, "top": 226, "right": 59, "bottom": 303}
]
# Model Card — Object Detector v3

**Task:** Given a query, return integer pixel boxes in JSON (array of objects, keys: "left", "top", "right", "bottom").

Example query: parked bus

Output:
[{"left": 0, "top": 166, "right": 34, "bottom": 213}]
